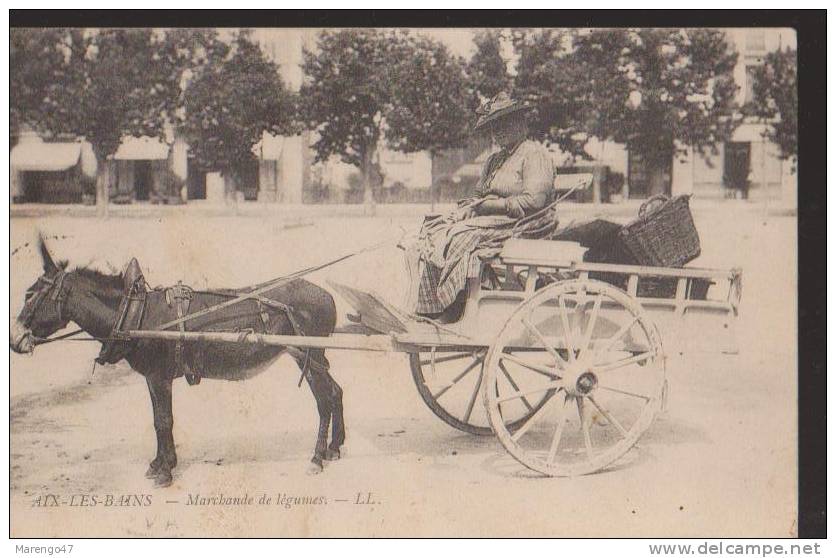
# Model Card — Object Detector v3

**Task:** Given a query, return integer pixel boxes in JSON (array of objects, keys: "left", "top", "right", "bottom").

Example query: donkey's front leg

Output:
[
  {"left": 145, "top": 373, "right": 177, "bottom": 487},
  {"left": 303, "top": 367, "right": 332, "bottom": 475}
]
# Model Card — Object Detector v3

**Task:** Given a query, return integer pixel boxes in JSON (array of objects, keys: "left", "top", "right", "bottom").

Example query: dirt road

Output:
[{"left": 10, "top": 206, "right": 797, "bottom": 537}]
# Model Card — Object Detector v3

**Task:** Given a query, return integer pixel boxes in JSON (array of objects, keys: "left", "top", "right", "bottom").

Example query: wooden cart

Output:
[{"left": 129, "top": 239, "right": 742, "bottom": 477}]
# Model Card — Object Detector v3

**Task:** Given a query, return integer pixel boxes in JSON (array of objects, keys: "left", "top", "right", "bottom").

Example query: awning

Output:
[
  {"left": 113, "top": 137, "right": 170, "bottom": 160},
  {"left": 11, "top": 142, "right": 81, "bottom": 172}
]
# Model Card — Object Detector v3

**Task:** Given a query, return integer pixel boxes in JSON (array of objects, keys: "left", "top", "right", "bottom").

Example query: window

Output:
[{"left": 743, "top": 64, "right": 758, "bottom": 105}]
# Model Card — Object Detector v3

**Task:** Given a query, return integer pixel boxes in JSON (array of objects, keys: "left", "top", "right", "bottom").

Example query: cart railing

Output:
[{"left": 125, "top": 258, "right": 742, "bottom": 356}]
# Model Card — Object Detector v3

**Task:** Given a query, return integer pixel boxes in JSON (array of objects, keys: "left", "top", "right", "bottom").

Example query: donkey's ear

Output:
[{"left": 38, "top": 233, "right": 58, "bottom": 274}]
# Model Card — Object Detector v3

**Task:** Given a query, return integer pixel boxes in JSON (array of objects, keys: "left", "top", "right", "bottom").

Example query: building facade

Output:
[
  {"left": 10, "top": 28, "right": 798, "bottom": 207},
  {"left": 625, "top": 28, "right": 797, "bottom": 206}
]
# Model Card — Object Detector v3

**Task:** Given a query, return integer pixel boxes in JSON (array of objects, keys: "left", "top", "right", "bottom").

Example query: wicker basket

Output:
[{"left": 618, "top": 194, "right": 701, "bottom": 267}]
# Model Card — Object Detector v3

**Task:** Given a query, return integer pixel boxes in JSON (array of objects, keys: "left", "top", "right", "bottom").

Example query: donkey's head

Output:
[{"left": 10, "top": 236, "right": 71, "bottom": 354}]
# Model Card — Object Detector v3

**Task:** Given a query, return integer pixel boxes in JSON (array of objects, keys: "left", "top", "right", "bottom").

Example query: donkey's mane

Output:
[{"left": 69, "top": 265, "right": 124, "bottom": 291}]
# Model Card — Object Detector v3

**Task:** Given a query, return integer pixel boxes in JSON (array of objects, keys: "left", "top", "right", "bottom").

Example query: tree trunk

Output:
[
  {"left": 645, "top": 149, "right": 673, "bottom": 197},
  {"left": 95, "top": 153, "right": 109, "bottom": 218},
  {"left": 429, "top": 149, "right": 436, "bottom": 213},
  {"left": 362, "top": 146, "right": 376, "bottom": 217}
]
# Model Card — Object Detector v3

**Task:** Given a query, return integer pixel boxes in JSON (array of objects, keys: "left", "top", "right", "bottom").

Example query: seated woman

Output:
[{"left": 405, "top": 93, "right": 556, "bottom": 321}]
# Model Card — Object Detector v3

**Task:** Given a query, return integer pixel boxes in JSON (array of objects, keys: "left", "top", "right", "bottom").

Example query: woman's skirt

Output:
[{"left": 410, "top": 209, "right": 557, "bottom": 315}]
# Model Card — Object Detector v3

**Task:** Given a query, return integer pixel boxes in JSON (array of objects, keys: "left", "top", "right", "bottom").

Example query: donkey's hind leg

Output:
[
  {"left": 310, "top": 350, "right": 344, "bottom": 461},
  {"left": 299, "top": 353, "right": 332, "bottom": 474}
]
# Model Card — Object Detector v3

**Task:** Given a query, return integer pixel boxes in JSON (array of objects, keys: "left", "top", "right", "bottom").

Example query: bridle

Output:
[{"left": 20, "top": 270, "right": 69, "bottom": 330}]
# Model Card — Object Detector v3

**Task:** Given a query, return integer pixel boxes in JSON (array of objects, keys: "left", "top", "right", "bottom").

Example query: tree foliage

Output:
[
  {"left": 181, "top": 31, "right": 294, "bottom": 179},
  {"left": 574, "top": 29, "right": 738, "bottom": 157},
  {"left": 467, "top": 29, "right": 510, "bottom": 103},
  {"left": 299, "top": 29, "right": 472, "bottom": 207},
  {"left": 11, "top": 28, "right": 188, "bottom": 212},
  {"left": 751, "top": 47, "right": 797, "bottom": 162},
  {"left": 513, "top": 28, "right": 739, "bottom": 194},
  {"left": 298, "top": 29, "right": 392, "bottom": 170},
  {"left": 10, "top": 28, "right": 72, "bottom": 143},
  {"left": 385, "top": 33, "right": 472, "bottom": 155},
  {"left": 511, "top": 29, "right": 587, "bottom": 157}
]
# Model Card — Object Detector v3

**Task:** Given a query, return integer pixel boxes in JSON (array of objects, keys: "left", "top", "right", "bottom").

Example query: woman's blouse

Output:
[{"left": 476, "top": 139, "right": 556, "bottom": 219}]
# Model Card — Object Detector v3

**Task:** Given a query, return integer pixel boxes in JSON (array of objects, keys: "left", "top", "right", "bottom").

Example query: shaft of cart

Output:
[{"left": 125, "top": 329, "right": 400, "bottom": 352}]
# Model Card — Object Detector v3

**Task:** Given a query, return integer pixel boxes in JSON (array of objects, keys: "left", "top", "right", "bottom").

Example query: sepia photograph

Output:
[{"left": 8, "top": 12, "right": 822, "bottom": 541}]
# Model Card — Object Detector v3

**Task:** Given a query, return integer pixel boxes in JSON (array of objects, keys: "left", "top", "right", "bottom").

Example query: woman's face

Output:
[{"left": 491, "top": 116, "right": 527, "bottom": 149}]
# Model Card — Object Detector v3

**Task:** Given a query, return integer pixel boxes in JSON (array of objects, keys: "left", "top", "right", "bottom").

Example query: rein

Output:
[
  {"left": 151, "top": 235, "right": 399, "bottom": 333},
  {"left": 26, "top": 234, "right": 401, "bottom": 348},
  {"left": 33, "top": 328, "right": 90, "bottom": 345}
]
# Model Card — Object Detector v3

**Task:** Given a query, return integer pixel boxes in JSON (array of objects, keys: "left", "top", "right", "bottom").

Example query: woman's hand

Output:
[
  {"left": 453, "top": 204, "right": 476, "bottom": 221},
  {"left": 473, "top": 195, "right": 508, "bottom": 216}
]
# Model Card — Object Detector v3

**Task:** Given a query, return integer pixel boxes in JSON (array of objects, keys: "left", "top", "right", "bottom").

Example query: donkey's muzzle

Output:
[{"left": 10, "top": 319, "right": 34, "bottom": 354}]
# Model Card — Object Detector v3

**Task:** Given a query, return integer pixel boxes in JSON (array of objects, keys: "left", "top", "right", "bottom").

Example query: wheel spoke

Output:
[
  {"left": 432, "top": 355, "right": 483, "bottom": 399},
  {"left": 558, "top": 295, "right": 576, "bottom": 362},
  {"left": 498, "top": 383, "right": 561, "bottom": 404},
  {"left": 598, "top": 315, "right": 639, "bottom": 354},
  {"left": 547, "top": 395, "right": 571, "bottom": 463},
  {"left": 593, "top": 351, "right": 653, "bottom": 373},
  {"left": 511, "top": 393, "right": 558, "bottom": 442},
  {"left": 598, "top": 384, "right": 651, "bottom": 401},
  {"left": 578, "top": 294, "right": 603, "bottom": 358},
  {"left": 499, "top": 353, "right": 559, "bottom": 379},
  {"left": 588, "top": 395, "right": 629, "bottom": 438},
  {"left": 420, "top": 352, "right": 472, "bottom": 366},
  {"left": 578, "top": 397, "right": 593, "bottom": 459},
  {"left": 499, "top": 360, "right": 534, "bottom": 412},
  {"left": 521, "top": 316, "right": 567, "bottom": 369},
  {"left": 461, "top": 368, "right": 483, "bottom": 423}
]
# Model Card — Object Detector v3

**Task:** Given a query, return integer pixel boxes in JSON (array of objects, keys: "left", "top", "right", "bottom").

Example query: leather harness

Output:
[
  {"left": 165, "top": 281, "right": 198, "bottom": 384},
  {"left": 96, "top": 259, "right": 148, "bottom": 365},
  {"left": 95, "top": 259, "right": 313, "bottom": 386}
]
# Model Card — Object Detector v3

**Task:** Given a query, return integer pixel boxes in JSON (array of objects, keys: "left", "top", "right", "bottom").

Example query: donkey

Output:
[{"left": 10, "top": 237, "right": 345, "bottom": 487}]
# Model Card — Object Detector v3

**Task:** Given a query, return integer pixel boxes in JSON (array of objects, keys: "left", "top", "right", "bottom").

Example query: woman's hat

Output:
[{"left": 474, "top": 92, "right": 532, "bottom": 131}]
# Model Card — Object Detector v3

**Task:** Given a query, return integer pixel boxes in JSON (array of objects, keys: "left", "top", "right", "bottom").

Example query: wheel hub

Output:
[
  {"left": 562, "top": 365, "right": 598, "bottom": 397},
  {"left": 575, "top": 371, "right": 598, "bottom": 395}
]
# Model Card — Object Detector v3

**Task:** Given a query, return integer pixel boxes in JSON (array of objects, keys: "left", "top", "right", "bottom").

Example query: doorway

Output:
[
  {"left": 134, "top": 160, "right": 152, "bottom": 201},
  {"left": 187, "top": 158, "right": 207, "bottom": 200},
  {"left": 723, "top": 142, "right": 751, "bottom": 199}
]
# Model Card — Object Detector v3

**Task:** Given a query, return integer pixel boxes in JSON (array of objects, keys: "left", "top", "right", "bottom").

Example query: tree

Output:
[
  {"left": 298, "top": 29, "right": 393, "bottom": 214},
  {"left": 386, "top": 34, "right": 473, "bottom": 207},
  {"left": 467, "top": 29, "right": 511, "bottom": 102},
  {"left": 384, "top": 35, "right": 471, "bottom": 155},
  {"left": 11, "top": 28, "right": 184, "bottom": 215},
  {"left": 10, "top": 29, "right": 69, "bottom": 146},
  {"left": 751, "top": 47, "right": 797, "bottom": 166},
  {"left": 514, "top": 28, "right": 739, "bottom": 195},
  {"left": 571, "top": 29, "right": 739, "bottom": 195},
  {"left": 181, "top": 31, "right": 294, "bottom": 204},
  {"left": 511, "top": 28, "right": 588, "bottom": 158},
  {"left": 299, "top": 29, "right": 473, "bottom": 213}
]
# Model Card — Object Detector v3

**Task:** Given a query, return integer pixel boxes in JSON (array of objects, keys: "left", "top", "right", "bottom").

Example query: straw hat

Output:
[{"left": 474, "top": 92, "right": 532, "bottom": 131}]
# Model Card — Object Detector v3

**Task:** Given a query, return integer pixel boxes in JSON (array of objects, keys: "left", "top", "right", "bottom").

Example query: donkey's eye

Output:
[{"left": 24, "top": 291, "right": 35, "bottom": 301}]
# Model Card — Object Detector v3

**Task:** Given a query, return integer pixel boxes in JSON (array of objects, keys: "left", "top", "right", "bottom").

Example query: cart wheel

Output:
[
  {"left": 483, "top": 279, "right": 665, "bottom": 476},
  {"left": 410, "top": 349, "right": 555, "bottom": 436}
]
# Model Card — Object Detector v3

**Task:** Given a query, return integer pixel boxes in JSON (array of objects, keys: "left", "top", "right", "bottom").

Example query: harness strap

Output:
[
  {"left": 96, "top": 274, "right": 147, "bottom": 365},
  {"left": 166, "top": 282, "right": 198, "bottom": 385},
  {"left": 151, "top": 237, "right": 397, "bottom": 333}
]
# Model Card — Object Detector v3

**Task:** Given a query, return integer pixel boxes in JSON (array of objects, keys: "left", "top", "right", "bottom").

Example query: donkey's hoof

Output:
[
  {"left": 153, "top": 470, "right": 173, "bottom": 488},
  {"left": 324, "top": 448, "right": 341, "bottom": 461},
  {"left": 145, "top": 466, "right": 159, "bottom": 479},
  {"left": 306, "top": 460, "right": 324, "bottom": 475}
]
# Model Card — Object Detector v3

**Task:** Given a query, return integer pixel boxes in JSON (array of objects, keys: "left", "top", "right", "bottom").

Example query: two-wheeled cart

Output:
[{"left": 129, "top": 238, "right": 742, "bottom": 477}]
